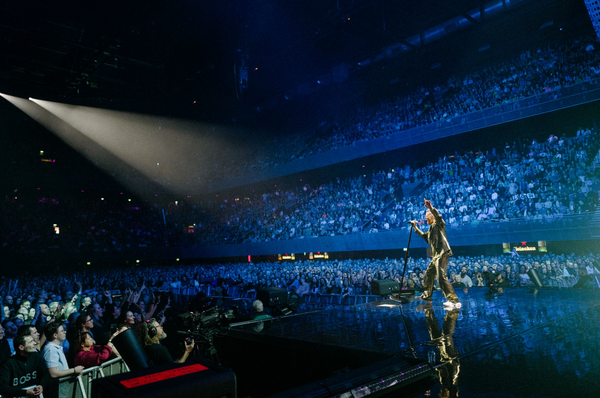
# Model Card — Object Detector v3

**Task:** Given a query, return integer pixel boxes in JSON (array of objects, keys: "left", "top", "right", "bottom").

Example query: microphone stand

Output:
[
  {"left": 398, "top": 224, "right": 415, "bottom": 297},
  {"left": 390, "top": 224, "right": 415, "bottom": 303}
]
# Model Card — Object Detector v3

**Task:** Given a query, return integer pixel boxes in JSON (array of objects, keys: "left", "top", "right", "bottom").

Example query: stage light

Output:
[
  {"left": 5, "top": 94, "right": 245, "bottom": 195},
  {"left": 376, "top": 303, "right": 401, "bottom": 308}
]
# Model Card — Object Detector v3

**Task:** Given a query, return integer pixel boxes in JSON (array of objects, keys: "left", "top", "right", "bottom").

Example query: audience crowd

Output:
[
  {"left": 0, "top": 195, "right": 172, "bottom": 251},
  {"left": 2, "top": 252, "right": 599, "bottom": 336},
  {"left": 195, "top": 36, "right": 600, "bottom": 179},
  {"left": 174, "top": 126, "right": 600, "bottom": 245},
  {"left": 1, "top": 250, "right": 598, "bottom": 395},
  {"left": 4, "top": 37, "right": 600, "bottom": 189},
  {"left": 2, "top": 125, "right": 599, "bottom": 250},
  {"left": 2, "top": 29, "right": 600, "bottom": 398},
  {"left": 303, "top": 38, "right": 600, "bottom": 158}
]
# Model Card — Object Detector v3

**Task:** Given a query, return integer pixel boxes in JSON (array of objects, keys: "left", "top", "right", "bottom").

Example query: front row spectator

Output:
[
  {"left": 142, "top": 318, "right": 194, "bottom": 366},
  {"left": 42, "top": 321, "right": 84, "bottom": 398},
  {"left": 0, "top": 333, "right": 50, "bottom": 397},
  {"left": 1, "top": 320, "right": 17, "bottom": 357},
  {"left": 17, "top": 325, "right": 42, "bottom": 353},
  {"left": 0, "top": 324, "right": 11, "bottom": 364},
  {"left": 74, "top": 331, "right": 121, "bottom": 368}
]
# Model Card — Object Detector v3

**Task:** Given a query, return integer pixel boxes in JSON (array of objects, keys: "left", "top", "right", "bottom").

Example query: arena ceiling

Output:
[{"left": 0, "top": 0, "right": 591, "bottom": 122}]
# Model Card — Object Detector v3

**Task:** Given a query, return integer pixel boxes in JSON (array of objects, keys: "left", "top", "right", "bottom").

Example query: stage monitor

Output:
[
  {"left": 371, "top": 280, "right": 400, "bottom": 296},
  {"left": 256, "top": 286, "right": 288, "bottom": 307},
  {"left": 92, "top": 358, "right": 236, "bottom": 398}
]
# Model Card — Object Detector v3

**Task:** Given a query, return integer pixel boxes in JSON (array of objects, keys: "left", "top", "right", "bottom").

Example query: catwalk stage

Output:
[{"left": 213, "top": 287, "right": 600, "bottom": 398}]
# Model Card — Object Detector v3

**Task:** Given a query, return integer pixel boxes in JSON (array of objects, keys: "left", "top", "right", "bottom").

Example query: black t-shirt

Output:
[
  {"left": 0, "top": 352, "right": 50, "bottom": 397},
  {"left": 0, "top": 339, "right": 11, "bottom": 365},
  {"left": 145, "top": 344, "right": 173, "bottom": 366}
]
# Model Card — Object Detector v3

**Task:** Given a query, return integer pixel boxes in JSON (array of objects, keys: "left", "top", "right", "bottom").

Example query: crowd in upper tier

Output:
[
  {"left": 180, "top": 127, "right": 600, "bottom": 246},
  {"left": 1, "top": 125, "right": 599, "bottom": 251},
  {"left": 9, "top": 37, "right": 597, "bottom": 190},
  {"left": 304, "top": 38, "right": 600, "bottom": 157},
  {"left": 206, "top": 36, "right": 600, "bottom": 178}
]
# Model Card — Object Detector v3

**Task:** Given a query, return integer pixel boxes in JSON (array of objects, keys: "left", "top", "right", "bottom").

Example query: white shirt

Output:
[{"left": 42, "top": 341, "right": 69, "bottom": 371}]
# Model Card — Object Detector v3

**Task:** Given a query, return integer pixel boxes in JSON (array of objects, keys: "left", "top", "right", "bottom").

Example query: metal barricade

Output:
[
  {"left": 58, "top": 357, "right": 129, "bottom": 398},
  {"left": 341, "top": 295, "right": 356, "bottom": 306},
  {"left": 97, "top": 356, "right": 130, "bottom": 377},
  {"left": 58, "top": 367, "right": 94, "bottom": 398}
]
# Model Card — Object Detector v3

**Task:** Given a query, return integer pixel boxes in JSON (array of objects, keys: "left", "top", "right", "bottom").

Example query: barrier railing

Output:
[
  {"left": 58, "top": 357, "right": 129, "bottom": 398},
  {"left": 185, "top": 277, "right": 593, "bottom": 307}
]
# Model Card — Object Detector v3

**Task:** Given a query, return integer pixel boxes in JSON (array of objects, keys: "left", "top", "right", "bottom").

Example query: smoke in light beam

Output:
[{"left": 1, "top": 94, "right": 244, "bottom": 194}]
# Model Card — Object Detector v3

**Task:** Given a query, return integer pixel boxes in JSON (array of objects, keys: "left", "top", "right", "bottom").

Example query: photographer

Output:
[{"left": 142, "top": 318, "right": 194, "bottom": 366}]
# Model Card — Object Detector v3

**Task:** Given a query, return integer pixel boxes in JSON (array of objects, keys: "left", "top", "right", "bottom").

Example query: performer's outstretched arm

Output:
[
  {"left": 424, "top": 198, "right": 445, "bottom": 225},
  {"left": 429, "top": 206, "right": 445, "bottom": 225}
]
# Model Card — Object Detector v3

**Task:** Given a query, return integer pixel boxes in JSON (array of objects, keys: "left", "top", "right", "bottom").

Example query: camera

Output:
[{"left": 177, "top": 306, "right": 234, "bottom": 341}]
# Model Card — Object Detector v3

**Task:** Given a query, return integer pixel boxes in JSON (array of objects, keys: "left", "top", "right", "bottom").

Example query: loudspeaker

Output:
[
  {"left": 92, "top": 357, "right": 236, "bottom": 398},
  {"left": 112, "top": 328, "right": 149, "bottom": 370},
  {"left": 371, "top": 280, "right": 400, "bottom": 296},
  {"left": 528, "top": 269, "right": 543, "bottom": 288},
  {"left": 256, "top": 287, "right": 288, "bottom": 307}
]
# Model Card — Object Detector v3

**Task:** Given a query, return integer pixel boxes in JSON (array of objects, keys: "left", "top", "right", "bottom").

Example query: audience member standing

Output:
[{"left": 42, "top": 321, "right": 84, "bottom": 398}]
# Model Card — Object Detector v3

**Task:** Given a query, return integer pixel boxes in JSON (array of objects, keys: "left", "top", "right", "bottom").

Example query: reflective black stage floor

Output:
[{"left": 216, "top": 288, "right": 600, "bottom": 397}]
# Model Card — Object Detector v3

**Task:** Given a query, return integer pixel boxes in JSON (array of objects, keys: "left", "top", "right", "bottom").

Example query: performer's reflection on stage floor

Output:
[{"left": 422, "top": 306, "right": 460, "bottom": 398}]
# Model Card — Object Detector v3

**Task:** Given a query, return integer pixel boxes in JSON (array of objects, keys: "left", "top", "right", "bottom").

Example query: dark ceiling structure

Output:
[{"left": 0, "top": 0, "right": 592, "bottom": 124}]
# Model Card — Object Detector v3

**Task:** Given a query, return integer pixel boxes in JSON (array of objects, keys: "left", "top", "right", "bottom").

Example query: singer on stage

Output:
[{"left": 410, "top": 198, "right": 461, "bottom": 309}]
